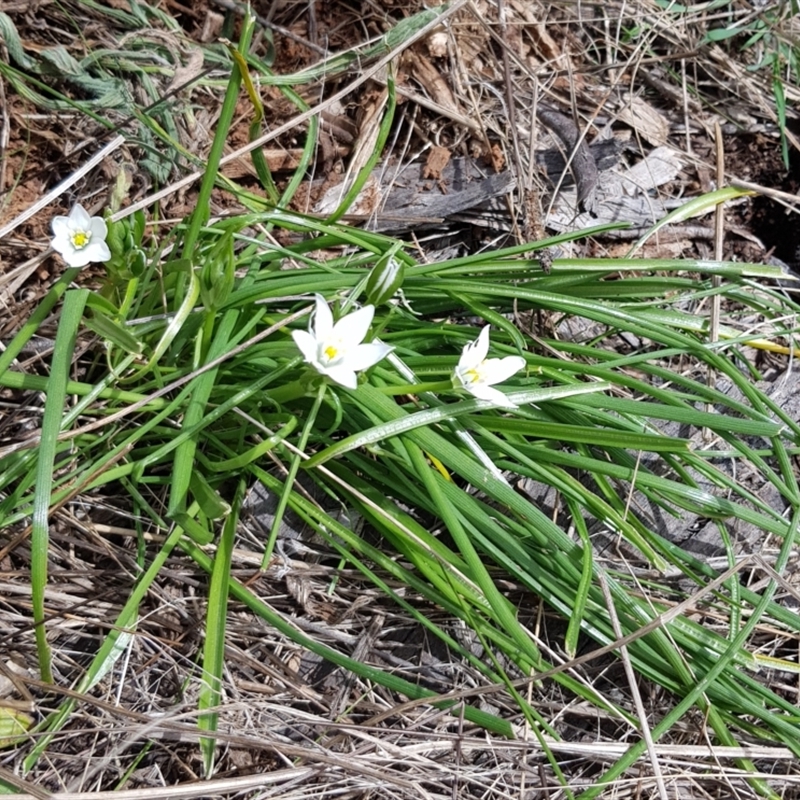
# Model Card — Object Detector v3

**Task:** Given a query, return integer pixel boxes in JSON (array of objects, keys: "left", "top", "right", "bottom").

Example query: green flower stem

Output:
[
  {"left": 180, "top": 21, "right": 253, "bottom": 261},
  {"left": 263, "top": 378, "right": 309, "bottom": 405},
  {"left": 165, "top": 17, "right": 254, "bottom": 519},
  {"left": 376, "top": 380, "right": 453, "bottom": 395},
  {"left": 117, "top": 276, "right": 139, "bottom": 319},
  {"left": 0, "top": 368, "right": 166, "bottom": 408},
  {"left": 261, "top": 380, "right": 327, "bottom": 568}
]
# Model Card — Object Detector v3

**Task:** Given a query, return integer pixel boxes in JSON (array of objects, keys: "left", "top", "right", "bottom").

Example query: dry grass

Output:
[{"left": 1, "top": 0, "right": 800, "bottom": 797}]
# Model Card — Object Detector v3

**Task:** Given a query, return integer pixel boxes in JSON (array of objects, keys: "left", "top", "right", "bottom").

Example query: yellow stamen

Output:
[
  {"left": 71, "top": 230, "right": 90, "bottom": 249},
  {"left": 323, "top": 345, "right": 338, "bottom": 361}
]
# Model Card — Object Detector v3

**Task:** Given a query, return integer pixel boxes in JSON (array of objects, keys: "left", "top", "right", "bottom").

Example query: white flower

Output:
[
  {"left": 292, "top": 294, "right": 393, "bottom": 389},
  {"left": 454, "top": 326, "right": 526, "bottom": 408},
  {"left": 51, "top": 203, "right": 111, "bottom": 267}
]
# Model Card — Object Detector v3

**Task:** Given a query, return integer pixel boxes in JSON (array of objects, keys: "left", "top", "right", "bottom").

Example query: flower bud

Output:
[
  {"left": 104, "top": 217, "right": 126, "bottom": 260},
  {"left": 365, "top": 253, "right": 405, "bottom": 307},
  {"left": 199, "top": 232, "right": 235, "bottom": 310}
]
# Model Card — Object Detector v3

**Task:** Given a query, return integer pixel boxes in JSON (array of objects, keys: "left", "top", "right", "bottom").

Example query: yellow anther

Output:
[
  {"left": 323, "top": 345, "right": 338, "bottom": 361},
  {"left": 71, "top": 230, "right": 90, "bottom": 248}
]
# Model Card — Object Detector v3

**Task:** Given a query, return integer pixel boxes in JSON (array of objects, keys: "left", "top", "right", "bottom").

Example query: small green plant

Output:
[
  {"left": 3, "top": 4, "right": 800, "bottom": 798},
  {"left": 7, "top": 182, "right": 800, "bottom": 798}
]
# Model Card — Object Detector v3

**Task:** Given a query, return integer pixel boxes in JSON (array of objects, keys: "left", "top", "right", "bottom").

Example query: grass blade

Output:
[{"left": 30, "top": 288, "right": 88, "bottom": 683}]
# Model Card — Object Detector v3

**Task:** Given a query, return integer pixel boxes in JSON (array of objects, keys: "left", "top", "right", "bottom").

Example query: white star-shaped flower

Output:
[
  {"left": 292, "top": 294, "right": 393, "bottom": 389},
  {"left": 454, "top": 326, "right": 526, "bottom": 408},
  {"left": 51, "top": 203, "right": 111, "bottom": 268}
]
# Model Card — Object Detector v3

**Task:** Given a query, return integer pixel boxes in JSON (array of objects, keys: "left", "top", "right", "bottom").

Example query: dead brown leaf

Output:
[{"left": 422, "top": 145, "right": 451, "bottom": 179}]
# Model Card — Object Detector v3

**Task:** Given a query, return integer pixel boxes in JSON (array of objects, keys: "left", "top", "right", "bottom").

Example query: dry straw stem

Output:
[{"left": 598, "top": 570, "right": 668, "bottom": 800}]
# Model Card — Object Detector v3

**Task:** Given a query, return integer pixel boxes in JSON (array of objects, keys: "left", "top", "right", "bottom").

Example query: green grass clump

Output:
[{"left": 3, "top": 7, "right": 800, "bottom": 799}]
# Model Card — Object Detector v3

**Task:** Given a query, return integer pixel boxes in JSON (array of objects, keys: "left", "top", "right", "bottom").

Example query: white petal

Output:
[
  {"left": 457, "top": 341, "right": 480, "bottom": 372},
  {"left": 467, "top": 382, "right": 517, "bottom": 408},
  {"left": 453, "top": 364, "right": 472, "bottom": 391},
  {"left": 69, "top": 203, "right": 92, "bottom": 228},
  {"left": 51, "top": 230, "right": 73, "bottom": 256},
  {"left": 85, "top": 239, "right": 111, "bottom": 263},
  {"left": 344, "top": 341, "right": 393, "bottom": 371},
  {"left": 88, "top": 215, "right": 108, "bottom": 241},
  {"left": 332, "top": 304, "right": 374, "bottom": 347},
  {"left": 322, "top": 363, "right": 358, "bottom": 389},
  {"left": 475, "top": 326, "right": 492, "bottom": 360},
  {"left": 51, "top": 215, "right": 70, "bottom": 238},
  {"left": 64, "top": 248, "right": 92, "bottom": 268},
  {"left": 312, "top": 294, "right": 333, "bottom": 338},
  {"left": 481, "top": 355, "right": 526, "bottom": 385},
  {"left": 50, "top": 205, "right": 110, "bottom": 266},
  {"left": 292, "top": 329, "right": 320, "bottom": 365},
  {"left": 458, "top": 326, "right": 491, "bottom": 371}
]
